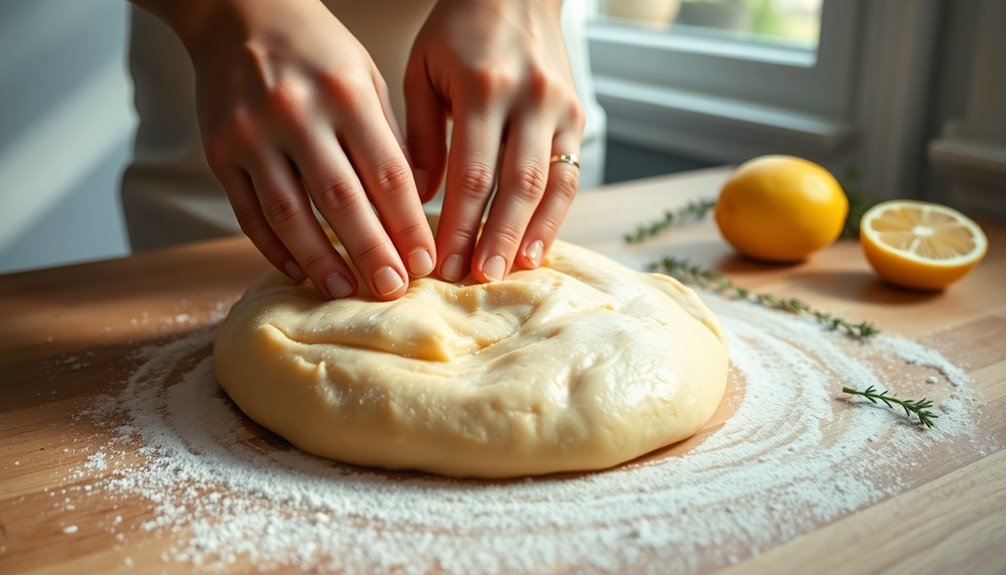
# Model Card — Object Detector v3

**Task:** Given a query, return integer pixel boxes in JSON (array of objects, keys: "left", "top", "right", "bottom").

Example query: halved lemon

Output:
[{"left": 860, "top": 200, "right": 988, "bottom": 290}]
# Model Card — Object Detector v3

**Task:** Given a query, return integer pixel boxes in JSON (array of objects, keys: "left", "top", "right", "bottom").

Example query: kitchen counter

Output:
[{"left": 2, "top": 167, "right": 1004, "bottom": 574}]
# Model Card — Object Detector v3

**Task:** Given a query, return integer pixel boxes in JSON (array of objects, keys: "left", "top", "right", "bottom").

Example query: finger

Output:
[
  {"left": 434, "top": 110, "right": 505, "bottom": 282},
  {"left": 248, "top": 151, "right": 358, "bottom": 300},
  {"left": 472, "top": 117, "right": 551, "bottom": 283},
  {"left": 517, "top": 131, "right": 582, "bottom": 270},
  {"left": 289, "top": 130, "right": 414, "bottom": 300},
  {"left": 372, "top": 69, "right": 410, "bottom": 162},
  {"left": 337, "top": 95, "right": 437, "bottom": 283},
  {"left": 404, "top": 58, "right": 448, "bottom": 203},
  {"left": 217, "top": 166, "right": 306, "bottom": 283}
]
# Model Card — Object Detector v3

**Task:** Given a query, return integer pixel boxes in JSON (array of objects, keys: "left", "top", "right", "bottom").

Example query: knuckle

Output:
[
  {"left": 373, "top": 161, "right": 414, "bottom": 195},
  {"left": 568, "top": 101, "right": 586, "bottom": 133},
  {"left": 267, "top": 79, "right": 306, "bottom": 122},
  {"left": 313, "top": 177, "right": 361, "bottom": 213},
  {"left": 231, "top": 204, "right": 261, "bottom": 235},
  {"left": 322, "top": 73, "right": 370, "bottom": 109},
  {"left": 226, "top": 106, "right": 258, "bottom": 145},
  {"left": 206, "top": 111, "right": 258, "bottom": 167},
  {"left": 551, "top": 168, "right": 580, "bottom": 203},
  {"left": 446, "top": 226, "right": 478, "bottom": 248},
  {"left": 392, "top": 219, "right": 429, "bottom": 241},
  {"left": 456, "top": 164, "right": 496, "bottom": 199},
  {"left": 488, "top": 223, "right": 523, "bottom": 248},
  {"left": 203, "top": 136, "right": 231, "bottom": 173},
  {"left": 261, "top": 193, "right": 301, "bottom": 227},
  {"left": 471, "top": 65, "right": 517, "bottom": 100},
  {"left": 509, "top": 164, "right": 547, "bottom": 202},
  {"left": 527, "top": 69, "right": 556, "bottom": 104},
  {"left": 355, "top": 239, "right": 388, "bottom": 260},
  {"left": 299, "top": 249, "right": 331, "bottom": 271},
  {"left": 535, "top": 212, "right": 563, "bottom": 236}
]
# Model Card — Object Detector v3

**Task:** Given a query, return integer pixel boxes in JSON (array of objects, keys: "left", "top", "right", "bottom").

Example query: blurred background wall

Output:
[{"left": 0, "top": 0, "right": 133, "bottom": 273}]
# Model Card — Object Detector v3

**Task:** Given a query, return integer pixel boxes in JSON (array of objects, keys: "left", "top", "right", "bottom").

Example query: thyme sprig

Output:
[
  {"left": 623, "top": 169, "right": 876, "bottom": 244},
  {"left": 623, "top": 199, "right": 717, "bottom": 243},
  {"left": 837, "top": 167, "right": 878, "bottom": 239},
  {"left": 842, "top": 385, "right": 938, "bottom": 428},
  {"left": 648, "top": 256, "right": 879, "bottom": 340}
]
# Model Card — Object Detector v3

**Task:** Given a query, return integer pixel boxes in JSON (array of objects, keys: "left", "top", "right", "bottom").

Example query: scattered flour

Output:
[
  {"left": 85, "top": 451, "right": 107, "bottom": 471},
  {"left": 73, "top": 295, "right": 989, "bottom": 574},
  {"left": 873, "top": 335, "right": 971, "bottom": 387}
]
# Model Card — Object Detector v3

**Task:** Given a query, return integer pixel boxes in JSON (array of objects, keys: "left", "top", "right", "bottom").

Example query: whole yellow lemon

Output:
[{"left": 715, "top": 155, "right": 848, "bottom": 262}]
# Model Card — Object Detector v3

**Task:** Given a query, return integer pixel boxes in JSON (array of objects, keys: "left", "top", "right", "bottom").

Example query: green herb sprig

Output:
[
  {"left": 842, "top": 385, "right": 938, "bottom": 427},
  {"left": 648, "top": 256, "right": 879, "bottom": 340},
  {"left": 837, "top": 167, "right": 877, "bottom": 239},
  {"left": 624, "top": 199, "right": 717, "bottom": 243},
  {"left": 623, "top": 171, "right": 876, "bottom": 245}
]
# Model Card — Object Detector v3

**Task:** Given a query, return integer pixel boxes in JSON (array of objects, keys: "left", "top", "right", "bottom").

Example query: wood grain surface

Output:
[{"left": 2, "top": 167, "right": 1005, "bottom": 574}]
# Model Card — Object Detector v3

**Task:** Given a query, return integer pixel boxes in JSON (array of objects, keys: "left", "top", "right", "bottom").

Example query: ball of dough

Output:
[{"left": 213, "top": 241, "right": 729, "bottom": 478}]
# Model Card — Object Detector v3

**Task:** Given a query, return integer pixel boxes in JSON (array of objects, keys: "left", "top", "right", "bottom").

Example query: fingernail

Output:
[
  {"left": 373, "top": 266, "right": 405, "bottom": 296},
  {"left": 525, "top": 240, "right": 544, "bottom": 268},
  {"left": 407, "top": 248, "right": 434, "bottom": 277},
  {"left": 414, "top": 169, "right": 428, "bottom": 199},
  {"left": 283, "top": 261, "right": 305, "bottom": 282},
  {"left": 482, "top": 255, "right": 506, "bottom": 282},
  {"left": 325, "top": 272, "right": 353, "bottom": 299},
  {"left": 441, "top": 254, "right": 465, "bottom": 281}
]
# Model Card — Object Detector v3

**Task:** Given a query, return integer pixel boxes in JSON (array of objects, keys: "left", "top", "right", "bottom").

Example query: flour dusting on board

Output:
[{"left": 74, "top": 296, "right": 989, "bottom": 574}]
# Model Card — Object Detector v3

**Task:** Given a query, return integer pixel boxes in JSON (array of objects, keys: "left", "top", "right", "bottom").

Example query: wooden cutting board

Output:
[{"left": 2, "top": 167, "right": 1005, "bottom": 574}]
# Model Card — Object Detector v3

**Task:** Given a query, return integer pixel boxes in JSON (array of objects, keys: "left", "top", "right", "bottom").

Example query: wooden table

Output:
[{"left": 2, "top": 167, "right": 1005, "bottom": 574}]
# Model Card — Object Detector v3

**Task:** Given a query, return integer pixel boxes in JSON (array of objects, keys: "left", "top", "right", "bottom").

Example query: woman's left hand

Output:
[{"left": 405, "top": 0, "right": 585, "bottom": 283}]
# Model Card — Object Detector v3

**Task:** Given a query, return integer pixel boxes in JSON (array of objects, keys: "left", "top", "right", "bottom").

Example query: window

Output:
[
  {"left": 598, "top": 0, "right": 824, "bottom": 52},
  {"left": 585, "top": 0, "right": 860, "bottom": 163}
]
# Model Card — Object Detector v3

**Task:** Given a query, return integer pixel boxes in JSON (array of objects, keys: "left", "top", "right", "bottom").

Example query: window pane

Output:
[{"left": 593, "top": 0, "right": 823, "bottom": 51}]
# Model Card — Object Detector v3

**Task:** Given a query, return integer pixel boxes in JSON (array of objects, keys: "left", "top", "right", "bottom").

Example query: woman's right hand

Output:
[
  {"left": 404, "top": 0, "right": 584, "bottom": 285},
  {"left": 136, "top": 0, "right": 435, "bottom": 300}
]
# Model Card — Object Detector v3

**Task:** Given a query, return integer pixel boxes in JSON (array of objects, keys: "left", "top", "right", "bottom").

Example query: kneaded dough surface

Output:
[{"left": 214, "top": 241, "right": 729, "bottom": 478}]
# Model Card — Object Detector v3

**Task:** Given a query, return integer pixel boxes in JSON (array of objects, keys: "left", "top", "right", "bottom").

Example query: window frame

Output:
[{"left": 587, "top": 0, "right": 862, "bottom": 161}]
